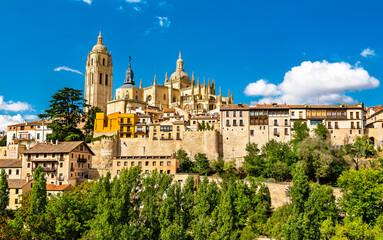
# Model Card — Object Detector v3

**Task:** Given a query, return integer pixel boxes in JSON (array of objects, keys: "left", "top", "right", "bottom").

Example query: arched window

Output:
[
  {"left": 173, "top": 97, "right": 176, "bottom": 102},
  {"left": 91, "top": 73, "right": 94, "bottom": 84},
  {"left": 163, "top": 94, "right": 166, "bottom": 100},
  {"left": 91, "top": 58, "right": 93, "bottom": 65},
  {"left": 105, "top": 74, "right": 108, "bottom": 85},
  {"left": 135, "top": 96, "right": 138, "bottom": 101},
  {"left": 103, "top": 59, "right": 105, "bottom": 66},
  {"left": 99, "top": 73, "right": 102, "bottom": 84}
]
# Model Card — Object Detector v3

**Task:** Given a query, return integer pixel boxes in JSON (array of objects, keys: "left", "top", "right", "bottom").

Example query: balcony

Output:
[
  {"left": 161, "top": 138, "right": 173, "bottom": 140},
  {"left": 226, "top": 124, "right": 231, "bottom": 127},
  {"left": 59, "top": 176, "right": 64, "bottom": 181},
  {"left": 32, "top": 166, "right": 56, "bottom": 172},
  {"left": 273, "top": 132, "right": 280, "bottom": 136},
  {"left": 77, "top": 158, "right": 87, "bottom": 163},
  {"left": 120, "top": 121, "right": 132, "bottom": 125},
  {"left": 239, "top": 123, "right": 244, "bottom": 126},
  {"left": 273, "top": 123, "right": 279, "bottom": 126}
]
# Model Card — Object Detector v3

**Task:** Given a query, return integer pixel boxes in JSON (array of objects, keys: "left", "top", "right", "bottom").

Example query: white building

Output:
[{"left": 7, "top": 120, "right": 52, "bottom": 147}]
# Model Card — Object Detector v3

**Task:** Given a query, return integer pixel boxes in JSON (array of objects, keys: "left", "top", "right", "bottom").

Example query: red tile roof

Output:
[
  {"left": 46, "top": 184, "right": 71, "bottom": 191},
  {"left": 23, "top": 141, "right": 94, "bottom": 155}
]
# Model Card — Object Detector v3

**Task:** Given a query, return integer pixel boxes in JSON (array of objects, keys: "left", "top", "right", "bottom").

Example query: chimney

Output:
[{"left": 55, "top": 139, "right": 58, "bottom": 145}]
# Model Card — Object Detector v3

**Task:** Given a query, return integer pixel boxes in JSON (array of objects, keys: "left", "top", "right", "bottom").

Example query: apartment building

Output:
[
  {"left": 220, "top": 103, "right": 365, "bottom": 162},
  {"left": 149, "top": 120, "right": 186, "bottom": 140},
  {"left": 21, "top": 141, "right": 94, "bottom": 185},
  {"left": 112, "top": 155, "right": 178, "bottom": 177},
  {"left": 365, "top": 105, "right": 383, "bottom": 147},
  {"left": 7, "top": 120, "right": 52, "bottom": 146},
  {"left": 94, "top": 112, "right": 139, "bottom": 139},
  {"left": 0, "top": 159, "right": 22, "bottom": 179},
  {"left": 7, "top": 179, "right": 32, "bottom": 210}
]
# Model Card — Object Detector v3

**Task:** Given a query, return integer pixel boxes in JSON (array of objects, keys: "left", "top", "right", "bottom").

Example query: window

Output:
[
  {"left": 335, "top": 122, "right": 339, "bottom": 129},
  {"left": 160, "top": 126, "right": 173, "bottom": 131},
  {"left": 160, "top": 170, "right": 163, "bottom": 173},
  {"left": 233, "top": 111, "right": 236, "bottom": 117},
  {"left": 167, "top": 170, "right": 170, "bottom": 174},
  {"left": 145, "top": 170, "right": 149, "bottom": 174},
  {"left": 153, "top": 126, "right": 157, "bottom": 131},
  {"left": 103, "top": 58, "right": 105, "bottom": 66},
  {"left": 167, "top": 161, "right": 171, "bottom": 166},
  {"left": 160, "top": 161, "right": 163, "bottom": 166},
  {"left": 239, "top": 111, "right": 243, "bottom": 117},
  {"left": 37, "top": 133, "right": 40, "bottom": 139},
  {"left": 239, "top": 120, "right": 243, "bottom": 126},
  {"left": 124, "top": 161, "right": 127, "bottom": 166},
  {"left": 153, "top": 133, "right": 157, "bottom": 139},
  {"left": 226, "top": 119, "right": 230, "bottom": 126},
  {"left": 356, "top": 112, "right": 360, "bottom": 119},
  {"left": 350, "top": 130, "right": 352, "bottom": 134},
  {"left": 226, "top": 111, "right": 229, "bottom": 117},
  {"left": 44, "top": 153, "right": 47, "bottom": 158},
  {"left": 233, "top": 119, "right": 237, "bottom": 126},
  {"left": 52, "top": 153, "right": 55, "bottom": 158},
  {"left": 15, "top": 199, "right": 18, "bottom": 204},
  {"left": 60, "top": 163, "right": 63, "bottom": 168},
  {"left": 99, "top": 73, "right": 102, "bottom": 84},
  {"left": 285, "top": 119, "right": 288, "bottom": 126},
  {"left": 291, "top": 111, "right": 295, "bottom": 116},
  {"left": 117, "top": 170, "right": 120, "bottom": 175},
  {"left": 117, "top": 162, "right": 120, "bottom": 166},
  {"left": 27, "top": 163, "right": 31, "bottom": 168},
  {"left": 285, "top": 128, "right": 289, "bottom": 135},
  {"left": 8, "top": 170, "right": 11, "bottom": 175},
  {"left": 250, "top": 130, "right": 254, "bottom": 136},
  {"left": 16, "top": 169, "right": 19, "bottom": 175},
  {"left": 328, "top": 122, "right": 331, "bottom": 129},
  {"left": 274, "top": 119, "right": 278, "bottom": 126},
  {"left": 350, "top": 112, "right": 354, "bottom": 119},
  {"left": 153, "top": 161, "right": 156, "bottom": 166},
  {"left": 145, "top": 161, "right": 149, "bottom": 166},
  {"left": 16, "top": 189, "right": 19, "bottom": 194},
  {"left": 164, "top": 94, "right": 166, "bottom": 100},
  {"left": 168, "top": 133, "right": 172, "bottom": 139},
  {"left": 177, "top": 126, "right": 180, "bottom": 131}
]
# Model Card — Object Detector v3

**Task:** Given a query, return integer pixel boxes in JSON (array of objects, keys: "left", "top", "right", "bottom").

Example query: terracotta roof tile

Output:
[
  {"left": 221, "top": 104, "right": 249, "bottom": 110},
  {"left": 7, "top": 179, "right": 29, "bottom": 189},
  {"left": 46, "top": 184, "right": 71, "bottom": 191},
  {"left": 0, "top": 159, "right": 22, "bottom": 168},
  {"left": 8, "top": 120, "right": 51, "bottom": 127}
]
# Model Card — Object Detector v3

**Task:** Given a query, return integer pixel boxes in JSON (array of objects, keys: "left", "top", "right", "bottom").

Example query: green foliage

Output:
[
  {"left": 243, "top": 143, "right": 266, "bottom": 177},
  {"left": 176, "top": 149, "right": 195, "bottom": 173},
  {"left": 0, "top": 135, "right": 6, "bottom": 147},
  {"left": 211, "top": 157, "right": 225, "bottom": 176},
  {"left": 313, "top": 123, "right": 329, "bottom": 141},
  {"left": 351, "top": 135, "right": 376, "bottom": 170},
  {"left": 264, "top": 204, "right": 292, "bottom": 240},
  {"left": 38, "top": 87, "right": 87, "bottom": 142},
  {"left": 291, "top": 121, "right": 310, "bottom": 146},
  {"left": 0, "top": 170, "right": 9, "bottom": 216},
  {"left": 83, "top": 106, "right": 102, "bottom": 142},
  {"left": 337, "top": 169, "right": 383, "bottom": 224},
  {"left": 194, "top": 153, "right": 211, "bottom": 175},
  {"left": 296, "top": 137, "right": 335, "bottom": 183}
]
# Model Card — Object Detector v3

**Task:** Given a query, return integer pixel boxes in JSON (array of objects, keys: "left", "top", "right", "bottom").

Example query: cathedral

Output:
[{"left": 85, "top": 32, "right": 233, "bottom": 115}]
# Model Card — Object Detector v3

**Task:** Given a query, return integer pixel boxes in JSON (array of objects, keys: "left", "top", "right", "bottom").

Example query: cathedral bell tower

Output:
[{"left": 84, "top": 31, "right": 113, "bottom": 112}]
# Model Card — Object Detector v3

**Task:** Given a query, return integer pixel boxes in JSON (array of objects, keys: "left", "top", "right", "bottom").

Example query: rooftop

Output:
[
  {"left": 46, "top": 184, "right": 71, "bottom": 191},
  {"left": 7, "top": 179, "right": 29, "bottom": 189},
  {"left": 23, "top": 141, "right": 94, "bottom": 155},
  {"left": 0, "top": 159, "right": 22, "bottom": 168}
]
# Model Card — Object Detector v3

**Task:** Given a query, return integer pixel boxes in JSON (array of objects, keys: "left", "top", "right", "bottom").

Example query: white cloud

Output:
[
  {"left": 361, "top": 48, "right": 375, "bottom": 58},
  {"left": 0, "top": 96, "right": 31, "bottom": 112},
  {"left": 0, "top": 114, "right": 24, "bottom": 132},
  {"left": 245, "top": 60, "right": 379, "bottom": 105},
  {"left": 133, "top": 6, "right": 141, "bottom": 12},
  {"left": 82, "top": 0, "right": 92, "bottom": 5},
  {"left": 244, "top": 79, "right": 281, "bottom": 97},
  {"left": 157, "top": 16, "right": 170, "bottom": 28},
  {"left": 126, "top": 0, "right": 142, "bottom": 2},
  {"left": 23, "top": 115, "right": 38, "bottom": 120},
  {"left": 54, "top": 66, "right": 82, "bottom": 75}
]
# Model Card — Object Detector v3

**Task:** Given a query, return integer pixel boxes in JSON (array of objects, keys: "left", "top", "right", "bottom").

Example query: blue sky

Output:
[{"left": 1, "top": 0, "right": 383, "bottom": 130}]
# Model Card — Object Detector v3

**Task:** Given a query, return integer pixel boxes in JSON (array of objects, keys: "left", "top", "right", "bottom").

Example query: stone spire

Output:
[
  {"left": 153, "top": 75, "right": 157, "bottom": 85},
  {"left": 208, "top": 78, "right": 211, "bottom": 87},
  {"left": 165, "top": 72, "right": 168, "bottom": 83},
  {"left": 140, "top": 79, "right": 143, "bottom": 89},
  {"left": 197, "top": 77, "right": 200, "bottom": 86},
  {"left": 203, "top": 77, "right": 205, "bottom": 85},
  {"left": 192, "top": 72, "right": 195, "bottom": 86},
  {"left": 176, "top": 50, "right": 184, "bottom": 71},
  {"left": 228, "top": 89, "right": 230, "bottom": 98},
  {"left": 231, "top": 93, "right": 234, "bottom": 103},
  {"left": 123, "top": 56, "right": 135, "bottom": 87},
  {"left": 97, "top": 31, "right": 103, "bottom": 44},
  {"left": 219, "top": 87, "right": 222, "bottom": 96}
]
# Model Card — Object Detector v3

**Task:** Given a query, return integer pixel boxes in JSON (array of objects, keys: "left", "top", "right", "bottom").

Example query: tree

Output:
[
  {"left": 176, "top": 149, "right": 194, "bottom": 173},
  {"left": 211, "top": 157, "right": 225, "bottom": 176},
  {"left": 0, "top": 135, "right": 6, "bottom": 147},
  {"left": 180, "top": 176, "right": 195, "bottom": 231},
  {"left": 291, "top": 121, "right": 309, "bottom": 146},
  {"left": 296, "top": 137, "right": 334, "bottom": 183},
  {"left": 285, "top": 162, "right": 310, "bottom": 240},
  {"left": 243, "top": 143, "right": 266, "bottom": 177},
  {"left": 0, "top": 170, "right": 9, "bottom": 216},
  {"left": 38, "top": 87, "right": 87, "bottom": 142},
  {"left": 337, "top": 169, "right": 383, "bottom": 224},
  {"left": 351, "top": 135, "right": 376, "bottom": 170},
  {"left": 83, "top": 106, "right": 102, "bottom": 142},
  {"left": 262, "top": 140, "right": 296, "bottom": 179},
  {"left": 194, "top": 153, "right": 211, "bottom": 175},
  {"left": 198, "top": 120, "right": 206, "bottom": 131},
  {"left": 313, "top": 123, "right": 329, "bottom": 141}
]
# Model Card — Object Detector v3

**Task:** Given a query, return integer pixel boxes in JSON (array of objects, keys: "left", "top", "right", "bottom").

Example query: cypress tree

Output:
[{"left": 0, "top": 170, "right": 9, "bottom": 215}]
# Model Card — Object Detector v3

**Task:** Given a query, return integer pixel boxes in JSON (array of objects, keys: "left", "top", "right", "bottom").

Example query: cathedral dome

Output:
[
  {"left": 92, "top": 31, "right": 108, "bottom": 53},
  {"left": 169, "top": 51, "right": 190, "bottom": 82}
]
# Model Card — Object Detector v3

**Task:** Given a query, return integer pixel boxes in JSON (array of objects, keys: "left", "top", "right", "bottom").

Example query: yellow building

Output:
[{"left": 94, "top": 112, "right": 139, "bottom": 138}]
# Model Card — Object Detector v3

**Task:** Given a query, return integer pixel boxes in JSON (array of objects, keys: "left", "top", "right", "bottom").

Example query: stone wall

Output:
[
  {"left": 88, "top": 136, "right": 117, "bottom": 179},
  {"left": 118, "top": 129, "right": 220, "bottom": 160}
]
